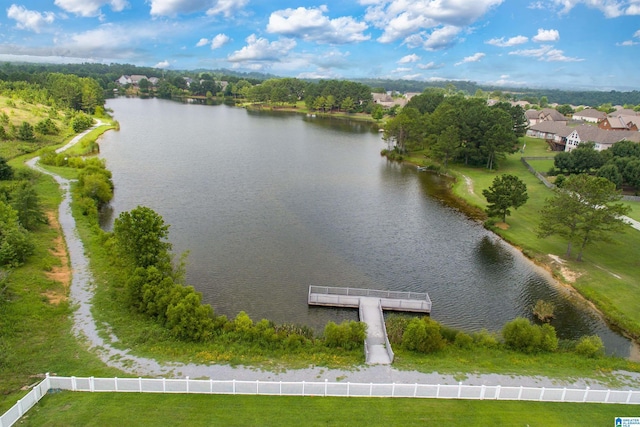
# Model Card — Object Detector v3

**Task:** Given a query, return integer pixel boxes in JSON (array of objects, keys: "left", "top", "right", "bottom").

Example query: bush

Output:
[
  {"left": 402, "top": 317, "right": 446, "bottom": 353},
  {"left": 385, "top": 314, "right": 410, "bottom": 344},
  {"left": 502, "top": 317, "right": 558, "bottom": 354},
  {"left": 324, "top": 320, "right": 366, "bottom": 350},
  {"left": 472, "top": 329, "right": 499, "bottom": 348},
  {"left": 71, "top": 113, "right": 94, "bottom": 133},
  {"left": 454, "top": 332, "right": 473, "bottom": 349},
  {"left": 574, "top": 335, "right": 604, "bottom": 358},
  {"left": 16, "top": 121, "right": 35, "bottom": 141},
  {"left": 35, "top": 118, "right": 58, "bottom": 135}
]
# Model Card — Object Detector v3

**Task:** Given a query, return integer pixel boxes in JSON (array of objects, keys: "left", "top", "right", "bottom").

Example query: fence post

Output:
[
  {"left": 518, "top": 386, "right": 523, "bottom": 400},
  {"left": 17, "top": 399, "right": 23, "bottom": 418},
  {"left": 256, "top": 380, "right": 259, "bottom": 395},
  {"left": 369, "top": 383, "right": 373, "bottom": 397},
  {"left": 457, "top": 382, "right": 462, "bottom": 398},
  {"left": 186, "top": 377, "right": 190, "bottom": 394},
  {"left": 436, "top": 384, "right": 440, "bottom": 398},
  {"left": 45, "top": 372, "right": 51, "bottom": 392},
  {"left": 583, "top": 387, "right": 589, "bottom": 403},
  {"left": 496, "top": 385, "right": 501, "bottom": 400},
  {"left": 480, "top": 385, "right": 486, "bottom": 400},
  {"left": 627, "top": 390, "right": 633, "bottom": 404},
  {"left": 138, "top": 377, "right": 142, "bottom": 393},
  {"left": 71, "top": 376, "right": 77, "bottom": 391},
  {"left": 347, "top": 382, "right": 350, "bottom": 398},
  {"left": 392, "top": 383, "right": 396, "bottom": 398},
  {"left": 605, "top": 390, "right": 611, "bottom": 403},
  {"left": 539, "top": 387, "right": 545, "bottom": 401},
  {"left": 324, "top": 379, "right": 328, "bottom": 397},
  {"left": 279, "top": 381, "right": 282, "bottom": 396},
  {"left": 233, "top": 379, "right": 236, "bottom": 395},
  {"left": 90, "top": 377, "right": 94, "bottom": 392},
  {"left": 162, "top": 378, "right": 165, "bottom": 393},
  {"left": 210, "top": 379, "right": 213, "bottom": 394},
  {"left": 302, "top": 381, "right": 305, "bottom": 396},
  {"left": 115, "top": 377, "right": 118, "bottom": 392},
  {"left": 561, "top": 387, "right": 567, "bottom": 402}
]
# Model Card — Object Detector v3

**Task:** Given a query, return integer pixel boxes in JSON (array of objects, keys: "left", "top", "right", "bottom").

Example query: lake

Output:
[{"left": 99, "top": 97, "right": 631, "bottom": 356}]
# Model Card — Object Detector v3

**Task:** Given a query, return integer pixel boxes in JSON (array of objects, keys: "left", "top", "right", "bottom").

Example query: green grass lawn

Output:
[
  {"left": 19, "top": 392, "right": 636, "bottom": 427},
  {"left": 626, "top": 200, "right": 640, "bottom": 222},
  {"left": 442, "top": 137, "right": 640, "bottom": 339}
]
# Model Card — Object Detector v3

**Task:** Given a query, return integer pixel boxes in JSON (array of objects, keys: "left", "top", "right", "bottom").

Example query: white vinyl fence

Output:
[{"left": 3, "top": 374, "right": 640, "bottom": 426}]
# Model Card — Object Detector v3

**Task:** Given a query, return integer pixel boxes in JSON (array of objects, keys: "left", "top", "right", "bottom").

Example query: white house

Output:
[
  {"left": 564, "top": 124, "right": 640, "bottom": 152},
  {"left": 572, "top": 108, "right": 607, "bottom": 123}
]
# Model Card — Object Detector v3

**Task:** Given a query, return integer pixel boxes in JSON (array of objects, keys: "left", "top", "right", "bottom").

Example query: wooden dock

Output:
[{"left": 308, "top": 286, "right": 431, "bottom": 365}]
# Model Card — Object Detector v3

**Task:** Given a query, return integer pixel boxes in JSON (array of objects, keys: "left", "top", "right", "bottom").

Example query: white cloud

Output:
[
  {"left": 155, "top": 60, "right": 170, "bottom": 68},
  {"left": 486, "top": 35, "right": 528, "bottom": 47},
  {"left": 532, "top": 28, "right": 560, "bottom": 42},
  {"left": 398, "top": 53, "right": 420, "bottom": 63},
  {"left": 7, "top": 4, "right": 55, "bottom": 33},
  {"left": 149, "top": 0, "right": 248, "bottom": 18},
  {"left": 635, "top": 29, "right": 640, "bottom": 37},
  {"left": 206, "top": 0, "right": 249, "bottom": 17},
  {"left": 509, "top": 44, "right": 583, "bottom": 62},
  {"left": 417, "top": 61, "right": 444, "bottom": 70},
  {"left": 617, "top": 40, "right": 638, "bottom": 46},
  {"left": 228, "top": 34, "right": 296, "bottom": 62},
  {"left": 551, "top": 0, "right": 640, "bottom": 17},
  {"left": 210, "top": 33, "right": 230, "bottom": 49},
  {"left": 54, "top": 0, "right": 128, "bottom": 17},
  {"left": 423, "top": 25, "right": 462, "bottom": 50},
  {"left": 267, "top": 6, "right": 369, "bottom": 44},
  {"left": 365, "top": 0, "right": 504, "bottom": 44},
  {"left": 455, "top": 52, "right": 485, "bottom": 66},
  {"left": 196, "top": 38, "right": 209, "bottom": 47}
]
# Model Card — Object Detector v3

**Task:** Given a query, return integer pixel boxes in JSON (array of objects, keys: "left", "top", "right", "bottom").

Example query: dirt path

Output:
[{"left": 23, "top": 123, "right": 640, "bottom": 390}]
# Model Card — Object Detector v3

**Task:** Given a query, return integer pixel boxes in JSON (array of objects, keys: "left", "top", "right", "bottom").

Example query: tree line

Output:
[{"left": 382, "top": 89, "right": 527, "bottom": 170}]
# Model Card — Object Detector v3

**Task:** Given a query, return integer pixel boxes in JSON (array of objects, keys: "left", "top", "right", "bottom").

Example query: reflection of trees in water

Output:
[{"left": 474, "top": 235, "right": 514, "bottom": 270}]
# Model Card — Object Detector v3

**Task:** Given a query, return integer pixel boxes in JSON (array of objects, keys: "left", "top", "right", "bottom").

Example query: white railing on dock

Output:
[
  {"left": 3, "top": 373, "right": 640, "bottom": 427},
  {"left": 378, "top": 299, "right": 395, "bottom": 363},
  {"left": 308, "top": 286, "right": 431, "bottom": 312}
]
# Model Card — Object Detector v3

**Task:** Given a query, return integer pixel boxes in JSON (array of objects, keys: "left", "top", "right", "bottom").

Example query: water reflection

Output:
[{"left": 98, "top": 97, "right": 631, "bottom": 356}]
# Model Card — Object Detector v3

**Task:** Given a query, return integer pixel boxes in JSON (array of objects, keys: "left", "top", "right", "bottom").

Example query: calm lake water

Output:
[{"left": 99, "top": 97, "right": 631, "bottom": 356}]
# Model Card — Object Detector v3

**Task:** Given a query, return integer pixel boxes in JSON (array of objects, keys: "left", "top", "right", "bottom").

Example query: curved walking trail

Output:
[{"left": 26, "top": 123, "right": 640, "bottom": 391}]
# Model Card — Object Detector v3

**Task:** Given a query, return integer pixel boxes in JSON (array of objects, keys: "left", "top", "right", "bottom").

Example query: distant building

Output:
[{"left": 572, "top": 108, "right": 607, "bottom": 123}]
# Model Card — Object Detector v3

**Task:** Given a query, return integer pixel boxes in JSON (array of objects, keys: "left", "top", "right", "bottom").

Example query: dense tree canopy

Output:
[{"left": 538, "top": 174, "right": 630, "bottom": 261}]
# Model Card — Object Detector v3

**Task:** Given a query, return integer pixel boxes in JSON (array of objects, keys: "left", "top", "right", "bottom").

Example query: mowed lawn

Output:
[
  {"left": 19, "top": 392, "right": 636, "bottom": 427},
  {"left": 450, "top": 137, "right": 640, "bottom": 338}
]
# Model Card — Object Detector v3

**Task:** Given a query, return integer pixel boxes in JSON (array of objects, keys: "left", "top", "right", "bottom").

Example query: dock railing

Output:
[
  {"left": 378, "top": 299, "right": 395, "bottom": 363},
  {"left": 308, "top": 286, "right": 431, "bottom": 312}
]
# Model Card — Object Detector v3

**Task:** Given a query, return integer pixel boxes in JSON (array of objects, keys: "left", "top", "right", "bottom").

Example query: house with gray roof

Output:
[
  {"left": 526, "top": 121, "right": 574, "bottom": 151},
  {"left": 525, "top": 108, "right": 567, "bottom": 126},
  {"left": 565, "top": 124, "right": 640, "bottom": 152},
  {"left": 598, "top": 116, "right": 639, "bottom": 131},
  {"left": 572, "top": 108, "right": 607, "bottom": 123}
]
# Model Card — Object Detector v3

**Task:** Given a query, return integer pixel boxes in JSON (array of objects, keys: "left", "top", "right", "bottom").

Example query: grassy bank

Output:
[
  {"left": 413, "top": 137, "right": 640, "bottom": 342},
  {"left": 20, "top": 392, "right": 635, "bottom": 426}
]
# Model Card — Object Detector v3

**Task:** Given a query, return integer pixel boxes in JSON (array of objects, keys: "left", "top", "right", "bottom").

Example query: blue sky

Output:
[{"left": 1, "top": 1, "right": 639, "bottom": 90}]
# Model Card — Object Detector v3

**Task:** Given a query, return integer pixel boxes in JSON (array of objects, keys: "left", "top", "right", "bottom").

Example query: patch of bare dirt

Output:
[
  {"left": 547, "top": 254, "right": 581, "bottom": 283},
  {"left": 44, "top": 211, "right": 70, "bottom": 305},
  {"left": 494, "top": 222, "right": 510, "bottom": 230},
  {"left": 462, "top": 175, "right": 475, "bottom": 196}
]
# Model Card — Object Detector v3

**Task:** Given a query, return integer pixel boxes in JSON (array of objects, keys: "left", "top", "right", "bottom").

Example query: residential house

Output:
[
  {"left": 598, "top": 116, "right": 639, "bottom": 131},
  {"left": 372, "top": 93, "right": 407, "bottom": 108},
  {"left": 526, "top": 121, "right": 574, "bottom": 151},
  {"left": 572, "top": 108, "right": 606, "bottom": 123},
  {"left": 117, "top": 75, "right": 132, "bottom": 85},
  {"left": 525, "top": 108, "right": 567, "bottom": 126},
  {"left": 564, "top": 124, "right": 640, "bottom": 152}
]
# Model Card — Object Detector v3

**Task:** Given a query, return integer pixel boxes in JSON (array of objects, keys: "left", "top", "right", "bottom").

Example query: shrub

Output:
[
  {"left": 71, "top": 113, "right": 94, "bottom": 133},
  {"left": 454, "top": 332, "right": 473, "bottom": 349},
  {"left": 574, "top": 335, "right": 604, "bottom": 358},
  {"left": 472, "top": 329, "right": 499, "bottom": 348},
  {"left": 35, "top": 118, "right": 58, "bottom": 135},
  {"left": 324, "top": 320, "right": 366, "bottom": 350},
  {"left": 532, "top": 299, "right": 555, "bottom": 322},
  {"left": 402, "top": 317, "right": 446, "bottom": 353},
  {"left": 16, "top": 121, "right": 35, "bottom": 141},
  {"left": 502, "top": 317, "right": 558, "bottom": 354},
  {"left": 385, "top": 314, "right": 410, "bottom": 344}
]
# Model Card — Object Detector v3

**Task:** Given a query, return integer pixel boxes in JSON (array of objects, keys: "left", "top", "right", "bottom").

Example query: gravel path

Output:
[{"left": 25, "top": 123, "right": 640, "bottom": 391}]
